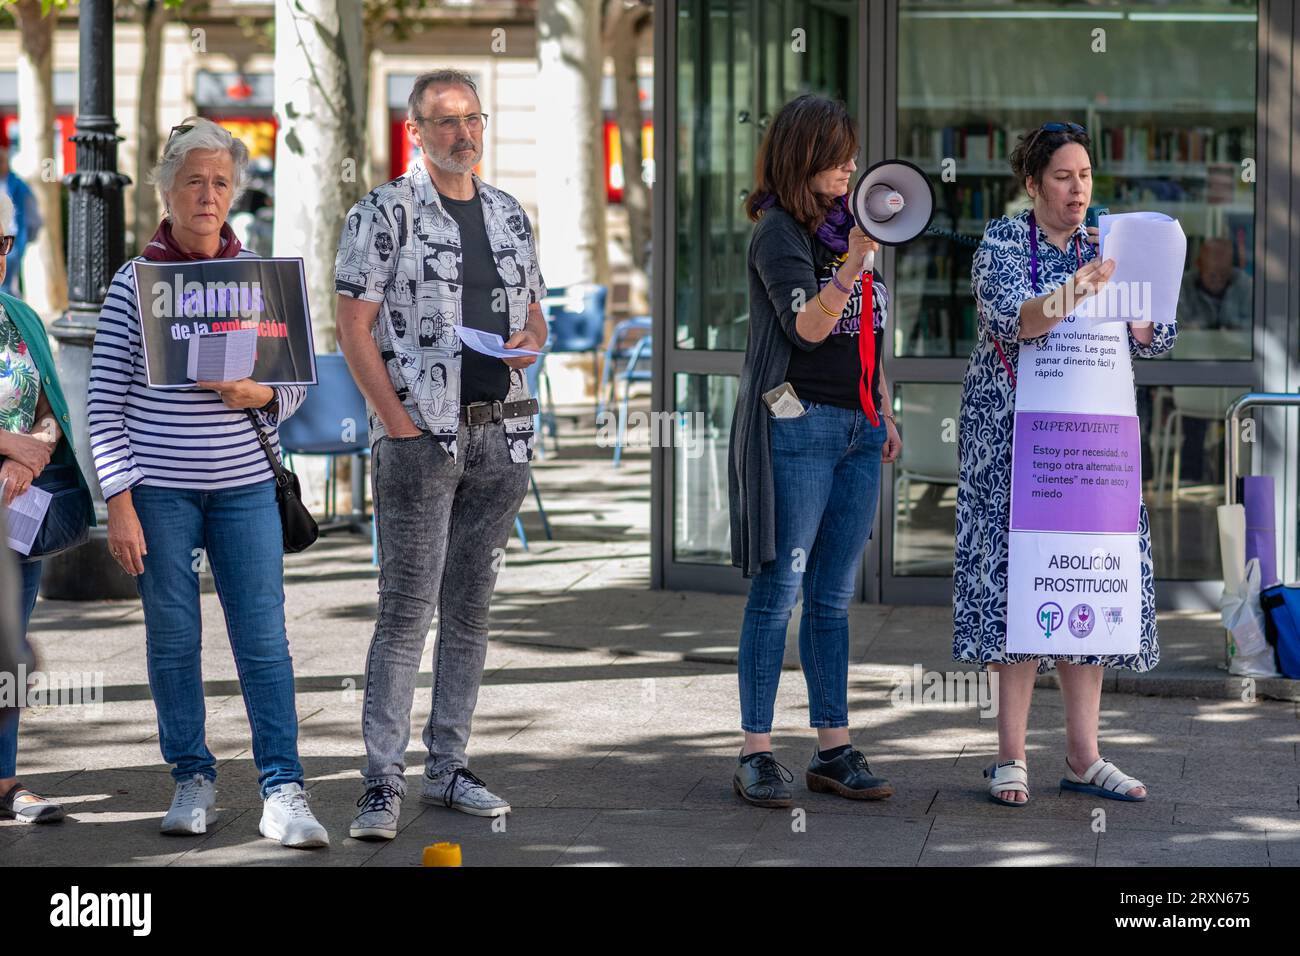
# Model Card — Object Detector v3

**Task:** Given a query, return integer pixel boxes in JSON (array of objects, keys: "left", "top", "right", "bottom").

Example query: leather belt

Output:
[{"left": 459, "top": 398, "right": 539, "bottom": 425}]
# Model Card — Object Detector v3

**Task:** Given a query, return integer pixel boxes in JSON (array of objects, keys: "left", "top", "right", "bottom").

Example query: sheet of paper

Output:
[
  {"left": 2, "top": 482, "right": 52, "bottom": 556},
  {"left": 1075, "top": 212, "right": 1186, "bottom": 326},
  {"left": 454, "top": 325, "right": 541, "bottom": 358},
  {"left": 186, "top": 328, "right": 258, "bottom": 382}
]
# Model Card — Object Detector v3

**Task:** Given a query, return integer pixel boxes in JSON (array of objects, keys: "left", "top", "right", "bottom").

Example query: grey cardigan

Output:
[{"left": 728, "top": 208, "right": 831, "bottom": 578}]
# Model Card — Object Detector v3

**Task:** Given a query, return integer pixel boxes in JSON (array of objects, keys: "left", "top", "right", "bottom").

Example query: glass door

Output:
[{"left": 662, "top": 0, "right": 860, "bottom": 591}]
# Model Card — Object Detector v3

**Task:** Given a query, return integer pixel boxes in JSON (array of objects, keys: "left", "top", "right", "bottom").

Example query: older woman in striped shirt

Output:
[{"left": 87, "top": 118, "right": 327, "bottom": 848}]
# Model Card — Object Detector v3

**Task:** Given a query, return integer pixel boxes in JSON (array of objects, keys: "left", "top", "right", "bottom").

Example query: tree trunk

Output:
[
  {"left": 273, "top": 0, "right": 367, "bottom": 351},
  {"left": 607, "top": 2, "right": 651, "bottom": 305},
  {"left": 536, "top": 0, "right": 609, "bottom": 289},
  {"left": 11, "top": 0, "right": 68, "bottom": 319},
  {"left": 133, "top": 0, "right": 171, "bottom": 253}
]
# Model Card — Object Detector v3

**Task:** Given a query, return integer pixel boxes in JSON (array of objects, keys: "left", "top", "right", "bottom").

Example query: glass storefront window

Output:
[
  {"left": 673, "top": 373, "right": 738, "bottom": 564},
  {"left": 892, "top": 382, "right": 1251, "bottom": 581},
  {"left": 675, "top": 0, "right": 858, "bottom": 353},
  {"left": 891, "top": 383, "right": 962, "bottom": 577},
  {"left": 895, "top": 1, "right": 1257, "bottom": 361}
]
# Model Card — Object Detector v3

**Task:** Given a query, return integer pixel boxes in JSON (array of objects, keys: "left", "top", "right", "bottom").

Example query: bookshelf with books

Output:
[{"left": 894, "top": 111, "right": 1255, "bottom": 359}]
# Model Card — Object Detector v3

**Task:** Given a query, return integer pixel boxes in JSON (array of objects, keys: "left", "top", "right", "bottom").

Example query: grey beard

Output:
[{"left": 426, "top": 146, "right": 479, "bottom": 175}]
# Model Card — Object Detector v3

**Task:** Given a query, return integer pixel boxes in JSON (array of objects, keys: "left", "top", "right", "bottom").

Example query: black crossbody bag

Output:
[{"left": 245, "top": 409, "right": 318, "bottom": 553}]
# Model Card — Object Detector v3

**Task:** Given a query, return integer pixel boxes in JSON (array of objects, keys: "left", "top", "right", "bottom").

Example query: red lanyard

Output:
[{"left": 857, "top": 270, "right": 880, "bottom": 426}]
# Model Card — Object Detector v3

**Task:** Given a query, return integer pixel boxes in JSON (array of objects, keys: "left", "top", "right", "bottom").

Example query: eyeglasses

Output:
[
  {"left": 421, "top": 113, "right": 489, "bottom": 134},
  {"left": 1024, "top": 121, "right": 1086, "bottom": 154},
  {"left": 0, "top": 235, "right": 13, "bottom": 257}
]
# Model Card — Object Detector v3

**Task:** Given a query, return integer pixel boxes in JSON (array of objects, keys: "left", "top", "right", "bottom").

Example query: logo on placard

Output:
[
  {"left": 1102, "top": 607, "right": 1123, "bottom": 634},
  {"left": 1068, "top": 604, "right": 1095, "bottom": 638},
  {"left": 1036, "top": 602, "right": 1064, "bottom": 639}
]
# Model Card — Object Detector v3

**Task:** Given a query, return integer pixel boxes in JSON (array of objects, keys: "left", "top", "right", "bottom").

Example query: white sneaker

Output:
[
  {"left": 160, "top": 774, "right": 218, "bottom": 835},
  {"left": 259, "top": 782, "right": 330, "bottom": 849}
]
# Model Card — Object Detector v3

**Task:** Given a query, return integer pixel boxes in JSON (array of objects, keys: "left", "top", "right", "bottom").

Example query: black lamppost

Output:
[{"left": 43, "top": 0, "right": 136, "bottom": 599}]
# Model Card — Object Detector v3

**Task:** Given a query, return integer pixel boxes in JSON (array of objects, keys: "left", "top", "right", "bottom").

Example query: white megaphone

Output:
[{"left": 848, "top": 159, "right": 937, "bottom": 276}]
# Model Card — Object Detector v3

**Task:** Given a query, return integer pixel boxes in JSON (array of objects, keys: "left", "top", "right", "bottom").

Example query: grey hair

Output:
[
  {"left": 407, "top": 69, "right": 479, "bottom": 123},
  {"left": 0, "top": 188, "right": 14, "bottom": 236},
  {"left": 149, "top": 116, "right": 250, "bottom": 218}
]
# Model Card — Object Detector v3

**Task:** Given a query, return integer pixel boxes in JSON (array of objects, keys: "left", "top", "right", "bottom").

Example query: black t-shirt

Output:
[
  {"left": 783, "top": 239, "right": 885, "bottom": 412},
  {"left": 438, "top": 187, "right": 510, "bottom": 403}
]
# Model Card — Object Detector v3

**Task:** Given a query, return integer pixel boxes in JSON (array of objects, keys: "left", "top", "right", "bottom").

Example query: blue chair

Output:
[
  {"left": 524, "top": 345, "right": 557, "bottom": 459},
  {"left": 542, "top": 284, "right": 607, "bottom": 414},
  {"left": 613, "top": 333, "right": 652, "bottom": 468},
  {"left": 597, "top": 315, "right": 651, "bottom": 421},
  {"left": 279, "top": 353, "right": 370, "bottom": 532}
]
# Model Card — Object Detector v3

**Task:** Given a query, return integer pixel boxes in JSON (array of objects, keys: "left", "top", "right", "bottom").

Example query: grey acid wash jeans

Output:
[{"left": 361, "top": 420, "right": 530, "bottom": 794}]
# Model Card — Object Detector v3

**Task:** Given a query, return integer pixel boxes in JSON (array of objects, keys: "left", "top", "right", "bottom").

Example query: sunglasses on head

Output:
[
  {"left": 167, "top": 124, "right": 194, "bottom": 144},
  {"left": 1025, "top": 121, "right": 1086, "bottom": 153}
]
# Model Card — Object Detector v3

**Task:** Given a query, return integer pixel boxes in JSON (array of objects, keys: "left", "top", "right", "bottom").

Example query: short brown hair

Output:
[
  {"left": 408, "top": 69, "right": 480, "bottom": 122},
  {"left": 744, "top": 94, "right": 857, "bottom": 235}
]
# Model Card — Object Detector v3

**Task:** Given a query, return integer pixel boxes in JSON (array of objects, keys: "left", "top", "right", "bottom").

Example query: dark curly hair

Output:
[{"left": 1009, "top": 124, "right": 1093, "bottom": 192}]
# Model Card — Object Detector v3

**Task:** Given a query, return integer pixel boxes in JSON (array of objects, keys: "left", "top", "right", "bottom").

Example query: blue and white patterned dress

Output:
[{"left": 952, "top": 209, "right": 1177, "bottom": 673}]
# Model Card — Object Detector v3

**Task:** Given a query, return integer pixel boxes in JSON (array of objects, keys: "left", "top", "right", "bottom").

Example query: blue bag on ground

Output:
[{"left": 1259, "top": 583, "right": 1300, "bottom": 678}]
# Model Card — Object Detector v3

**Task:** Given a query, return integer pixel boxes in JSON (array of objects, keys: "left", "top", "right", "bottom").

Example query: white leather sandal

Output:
[
  {"left": 983, "top": 759, "right": 1029, "bottom": 807},
  {"left": 1060, "top": 757, "right": 1147, "bottom": 802}
]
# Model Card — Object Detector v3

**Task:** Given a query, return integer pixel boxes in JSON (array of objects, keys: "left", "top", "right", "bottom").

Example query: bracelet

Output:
[
  {"left": 830, "top": 273, "right": 854, "bottom": 295},
  {"left": 813, "top": 293, "right": 839, "bottom": 318}
]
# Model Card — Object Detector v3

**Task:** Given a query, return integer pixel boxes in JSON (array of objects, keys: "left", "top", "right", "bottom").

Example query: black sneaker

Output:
[
  {"left": 733, "top": 751, "right": 794, "bottom": 808},
  {"left": 806, "top": 748, "right": 894, "bottom": 800}
]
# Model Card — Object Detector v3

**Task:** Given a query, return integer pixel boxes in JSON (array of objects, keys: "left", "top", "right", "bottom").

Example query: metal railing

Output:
[
  {"left": 1224, "top": 392, "right": 1300, "bottom": 506},
  {"left": 1221, "top": 393, "right": 1299, "bottom": 670}
]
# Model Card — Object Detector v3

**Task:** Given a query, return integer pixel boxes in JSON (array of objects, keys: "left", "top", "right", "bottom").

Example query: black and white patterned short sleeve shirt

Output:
[{"left": 335, "top": 161, "right": 547, "bottom": 462}]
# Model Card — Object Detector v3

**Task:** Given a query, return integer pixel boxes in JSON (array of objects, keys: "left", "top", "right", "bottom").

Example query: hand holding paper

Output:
[
  {"left": 2, "top": 480, "right": 52, "bottom": 556},
  {"left": 1074, "top": 212, "right": 1186, "bottom": 326},
  {"left": 455, "top": 324, "right": 542, "bottom": 358}
]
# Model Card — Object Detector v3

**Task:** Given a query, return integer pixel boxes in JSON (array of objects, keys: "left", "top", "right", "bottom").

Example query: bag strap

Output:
[
  {"left": 244, "top": 409, "right": 291, "bottom": 487},
  {"left": 992, "top": 338, "right": 1017, "bottom": 387}
]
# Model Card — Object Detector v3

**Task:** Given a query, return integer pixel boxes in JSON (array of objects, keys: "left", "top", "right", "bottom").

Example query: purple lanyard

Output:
[
  {"left": 993, "top": 213, "right": 1085, "bottom": 387},
  {"left": 1027, "top": 211, "right": 1083, "bottom": 294}
]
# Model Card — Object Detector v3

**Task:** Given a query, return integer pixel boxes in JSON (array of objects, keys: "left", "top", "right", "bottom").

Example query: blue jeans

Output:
[
  {"left": 738, "top": 401, "right": 886, "bottom": 734},
  {"left": 0, "top": 559, "right": 41, "bottom": 779},
  {"left": 132, "top": 479, "right": 303, "bottom": 798}
]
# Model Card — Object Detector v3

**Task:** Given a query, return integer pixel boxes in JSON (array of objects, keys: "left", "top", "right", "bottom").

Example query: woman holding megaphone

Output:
[
  {"left": 953, "top": 123, "right": 1175, "bottom": 807},
  {"left": 728, "top": 93, "right": 901, "bottom": 808}
]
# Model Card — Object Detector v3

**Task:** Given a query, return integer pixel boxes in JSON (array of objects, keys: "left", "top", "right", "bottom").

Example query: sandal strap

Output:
[
  {"left": 1072, "top": 757, "right": 1143, "bottom": 794},
  {"left": 984, "top": 760, "right": 1028, "bottom": 793}
]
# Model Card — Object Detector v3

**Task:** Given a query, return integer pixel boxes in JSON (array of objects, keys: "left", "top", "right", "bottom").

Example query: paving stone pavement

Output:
[{"left": 4, "top": 417, "right": 1298, "bottom": 866}]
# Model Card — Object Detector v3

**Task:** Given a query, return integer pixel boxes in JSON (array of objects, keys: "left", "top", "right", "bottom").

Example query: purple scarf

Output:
[{"left": 754, "top": 191, "right": 854, "bottom": 253}]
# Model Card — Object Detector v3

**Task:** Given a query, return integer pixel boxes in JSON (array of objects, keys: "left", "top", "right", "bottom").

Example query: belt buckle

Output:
[
  {"left": 465, "top": 400, "right": 502, "bottom": 425},
  {"left": 490, "top": 399, "right": 504, "bottom": 423}
]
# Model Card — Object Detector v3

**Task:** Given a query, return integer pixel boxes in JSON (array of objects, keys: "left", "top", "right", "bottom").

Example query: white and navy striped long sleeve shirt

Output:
[{"left": 88, "top": 254, "right": 307, "bottom": 500}]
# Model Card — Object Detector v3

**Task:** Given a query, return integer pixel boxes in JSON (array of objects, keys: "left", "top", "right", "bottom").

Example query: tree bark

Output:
[
  {"left": 11, "top": 0, "right": 68, "bottom": 319},
  {"left": 536, "top": 0, "right": 609, "bottom": 289},
  {"left": 273, "top": 0, "right": 367, "bottom": 351},
  {"left": 132, "top": 0, "right": 171, "bottom": 252}
]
